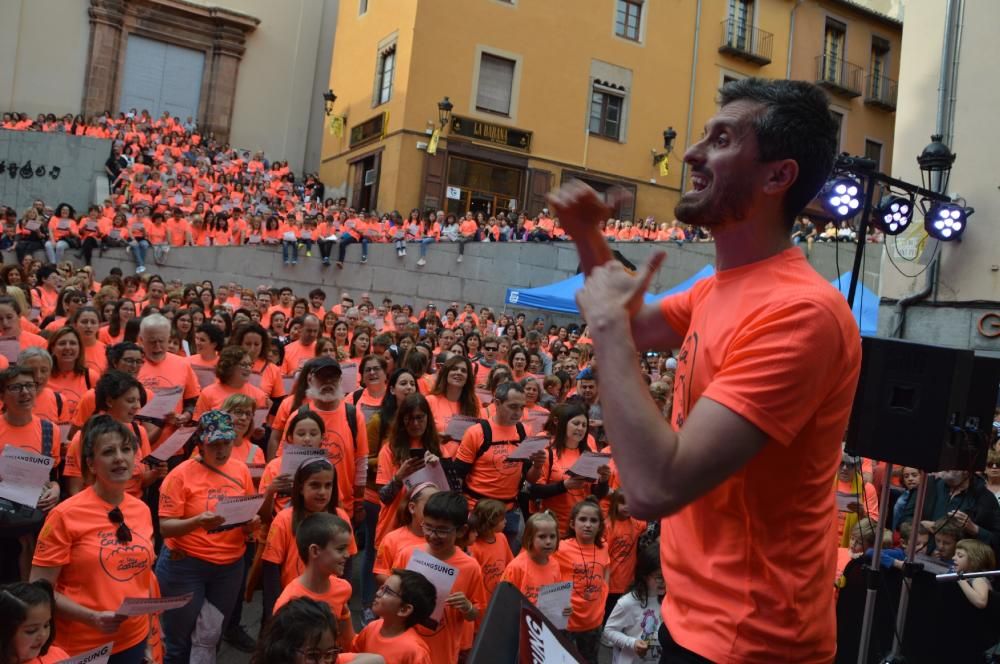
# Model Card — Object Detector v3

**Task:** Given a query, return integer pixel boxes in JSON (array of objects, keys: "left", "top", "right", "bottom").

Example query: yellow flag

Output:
[
  {"left": 427, "top": 128, "right": 441, "bottom": 155},
  {"left": 658, "top": 155, "right": 669, "bottom": 177},
  {"left": 328, "top": 116, "right": 344, "bottom": 137}
]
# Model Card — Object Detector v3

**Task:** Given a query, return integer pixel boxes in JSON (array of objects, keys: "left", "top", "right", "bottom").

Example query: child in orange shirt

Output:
[
  {"left": 374, "top": 483, "right": 440, "bottom": 585},
  {"left": 467, "top": 498, "right": 513, "bottom": 603},
  {"left": 273, "top": 512, "right": 355, "bottom": 653},
  {"left": 604, "top": 491, "right": 648, "bottom": 622},
  {"left": 0, "top": 579, "right": 69, "bottom": 663},
  {"left": 553, "top": 497, "right": 611, "bottom": 663},
  {"left": 259, "top": 597, "right": 384, "bottom": 664},
  {"left": 501, "top": 511, "right": 566, "bottom": 607},
  {"left": 353, "top": 569, "right": 435, "bottom": 664}
]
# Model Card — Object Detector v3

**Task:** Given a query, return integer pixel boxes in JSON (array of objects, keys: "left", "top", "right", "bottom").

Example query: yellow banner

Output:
[
  {"left": 658, "top": 155, "right": 669, "bottom": 177},
  {"left": 328, "top": 116, "right": 345, "bottom": 137},
  {"left": 427, "top": 128, "right": 441, "bottom": 155}
]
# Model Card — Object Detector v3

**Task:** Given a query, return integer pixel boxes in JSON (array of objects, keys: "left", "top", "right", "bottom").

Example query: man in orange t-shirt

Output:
[
  {"left": 137, "top": 315, "right": 199, "bottom": 447},
  {"left": 281, "top": 314, "right": 320, "bottom": 376},
  {"left": 553, "top": 79, "right": 860, "bottom": 662}
]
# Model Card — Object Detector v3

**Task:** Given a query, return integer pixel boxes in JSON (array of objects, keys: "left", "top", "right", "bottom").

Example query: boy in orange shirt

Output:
[
  {"left": 273, "top": 512, "right": 355, "bottom": 653},
  {"left": 390, "top": 491, "right": 486, "bottom": 664},
  {"left": 353, "top": 569, "right": 435, "bottom": 664}
]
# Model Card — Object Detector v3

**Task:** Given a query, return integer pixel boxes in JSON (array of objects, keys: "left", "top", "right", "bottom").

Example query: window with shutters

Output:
[
  {"left": 615, "top": 0, "right": 642, "bottom": 42},
  {"left": 476, "top": 53, "right": 516, "bottom": 116},
  {"left": 589, "top": 88, "right": 625, "bottom": 140},
  {"left": 869, "top": 36, "right": 889, "bottom": 99},
  {"left": 830, "top": 109, "right": 844, "bottom": 151},
  {"left": 374, "top": 44, "right": 395, "bottom": 106},
  {"left": 864, "top": 139, "right": 882, "bottom": 173},
  {"left": 823, "top": 18, "right": 847, "bottom": 82}
]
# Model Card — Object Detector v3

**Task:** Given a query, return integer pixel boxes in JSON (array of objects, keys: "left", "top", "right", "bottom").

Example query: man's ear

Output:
[
  {"left": 762, "top": 158, "right": 799, "bottom": 196},
  {"left": 397, "top": 602, "right": 414, "bottom": 619}
]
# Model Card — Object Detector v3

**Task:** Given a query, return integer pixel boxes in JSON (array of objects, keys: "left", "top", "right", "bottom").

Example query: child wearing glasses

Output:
[{"left": 352, "top": 569, "right": 435, "bottom": 664}]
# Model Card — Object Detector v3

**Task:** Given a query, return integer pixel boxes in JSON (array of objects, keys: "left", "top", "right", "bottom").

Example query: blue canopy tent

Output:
[
  {"left": 831, "top": 272, "right": 879, "bottom": 336},
  {"left": 505, "top": 265, "right": 877, "bottom": 335}
]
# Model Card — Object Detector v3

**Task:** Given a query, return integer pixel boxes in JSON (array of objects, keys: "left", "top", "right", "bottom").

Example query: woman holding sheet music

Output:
[
  {"left": 425, "top": 356, "right": 481, "bottom": 437},
  {"left": 31, "top": 415, "right": 156, "bottom": 663}
]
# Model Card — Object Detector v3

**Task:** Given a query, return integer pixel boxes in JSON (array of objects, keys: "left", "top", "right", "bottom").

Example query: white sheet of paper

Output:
[
  {"left": 406, "top": 548, "right": 457, "bottom": 623},
  {"left": 836, "top": 491, "right": 856, "bottom": 512},
  {"left": 402, "top": 459, "right": 451, "bottom": 493},
  {"left": 148, "top": 427, "right": 197, "bottom": 462},
  {"left": 192, "top": 365, "right": 216, "bottom": 389},
  {"left": 0, "top": 447, "right": 54, "bottom": 507},
  {"left": 212, "top": 494, "right": 265, "bottom": 526},
  {"left": 137, "top": 386, "right": 183, "bottom": 420},
  {"left": 116, "top": 592, "right": 194, "bottom": 616},
  {"left": 507, "top": 436, "right": 550, "bottom": 461},
  {"left": 0, "top": 339, "right": 20, "bottom": 363},
  {"left": 247, "top": 463, "right": 266, "bottom": 480},
  {"left": 55, "top": 642, "right": 113, "bottom": 664},
  {"left": 340, "top": 362, "right": 359, "bottom": 393},
  {"left": 280, "top": 444, "right": 327, "bottom": 476},
  {"left": 443, "top": 415, "right": 479, "bottom": 440},
  {"left": 537, "top": 581, "right": 572, "bottom": 630},
  {"left": 568, "top": 452, "right": 612, "bottom": 480}
]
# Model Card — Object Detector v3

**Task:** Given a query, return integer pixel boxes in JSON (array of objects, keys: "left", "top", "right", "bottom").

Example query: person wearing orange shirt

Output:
[
  {"left": 500, "top": 511, "right": 564, "bottom": 606},
  {"left": 165, "top": 209, "right": 192, "bottom": 247},
  {"left": 424, "top": 356, "right": 481, "bottom": 437},
  {"left": 155, "top": 410, "right": 262, "bottom": 662},
  {"left": 192, "top": 346, "right": 268, "bottom": 419},
  {"left": 454, "top": 382, "right": 545, "bottom": 553},
  {"left": 467, "top": 499, "right": 513, "bottom": 603},
  {"left": 390, "top": 491, "right": 486, "bottom": 664},
  {"left": 335, "top": 214, "right": 368, "bottom": 268},
  {"left": 456, "top": 215, "right": 479, "bottom": 264},
  {"left": 353, "top": 569, "right": 435, "bottom": 664},
  {"left": 530, "top": 212, "right": 555, "bottom": 242},
  {"left": 72, "top": 307, "right": 107, "bottom": 375},
  {"left": 280, "top": 314, "right": 320, "bottom": 376},
  {"left": 0, "top": 296, "right": 47, "bottom": 353},
  {"left": 137, "top": 315, "right": 200, "bottom": 448},
  {"left": 231, "top": 323, "right": 286, "bottom": 403},
  {"left": 32, "top": 266, "right": 62, "bottom": 320},
  {"left": 0, "top": 579, "right": 71, "bottom": 664},
  {"left": 44, "top": 204, "right": 79, "bottom": 264},
  {"left": 552, "top": 79, "right": 861, "bottom": 662},
  {"left": 46, "top": 328, "right": 98, "bottom": 423},
  {"left": 147, "top": 212, "right": 170, "bottom": 265},
  {"left": 127, "top": 207, "right": 152, "bottom": 274},
  {"left": 30, "top": 416, "right": 155, "bottom": 662},
  {"left": 272, "top": 513, "right": 355, "bottom": 653}
]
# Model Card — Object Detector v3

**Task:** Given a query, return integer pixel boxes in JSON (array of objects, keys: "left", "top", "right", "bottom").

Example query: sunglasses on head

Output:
[{"left": 108, "top": 506, "right": 132, "bottom": 545}]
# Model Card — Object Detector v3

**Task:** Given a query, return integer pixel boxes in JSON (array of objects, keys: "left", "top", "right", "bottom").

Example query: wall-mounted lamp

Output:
[
  {"left": 323, "top": 89, "right": 337, "bottom": 116},
  {"left": 438, "top": 96, "right": 454, "bottom": 129},
  {"left": 652, "top": 127, "right": 677, "bottom": 166}
]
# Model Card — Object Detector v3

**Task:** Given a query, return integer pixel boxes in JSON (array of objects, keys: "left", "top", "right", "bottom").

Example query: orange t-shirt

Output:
[
  {"left": 32, "top": 488, "right": 154, "bottom": 655},
  {"left": 352, "top": 620, "right": 432, "bottom": 664},
  {"left": 192, "top": 381, "right": 268, "bottom": 420},
  {"left": 98, "top": 326, "right": 124, "bottom": 345},
  {"left": 262, "top": 506, "right": 357, "bottom": 586},
  {"left": 158, "top": 457, "right": 255, "bottom": 564},
  {"left": 251, "top": 359, "right": 287, "bottom": 399},
  {"left": 656, "top": 246, "right": 861, "bottom": 661},
  {"left": 536, "top": 446, "right": 592, "bottom": 533},
  {"left": 553, "top": 538, "right": 610, "bottom": 631},
  {"left": 425, "top": 394, "right": 481, "bottom": 436},
  {"left": 373, "top": 526, "right": 424, "bottom": 578},
  {"left": 83, "top": 341, "right": 108, "bottom": 374},
  {"left": 468, "top": 535, "right": 513, "bottom": 601},
  {"left": 0, "top": 417, "right": 62, "bottom": 465},
  {"left": 33, "top": 645, "right": 70, "bottom": 663},
  {"left": 71, "top": 385, "right": 152, "bottom": 428},
  {"left": 47, "top": 370, "right": 99, "bottom": 422},
  {"left": 280, "top": 340, "right": 316, "bottom": 376},
  {"left": 391, "top": 545, "right": 486, "bottom": 664},
  {"left": 605, "top": 516, "right": 646, "bottom": 594},
  {"left": 500, "top": 550, "right": 563, "bottom": 605},
  {"left": 456, "top": 419, "right": 526, "bottom": 506},
  {"left": 34, "top": 387, "right": 63, "bottom": 425},
  {"left": 274, "top": 575, "right": 352, "bottom": 622}
]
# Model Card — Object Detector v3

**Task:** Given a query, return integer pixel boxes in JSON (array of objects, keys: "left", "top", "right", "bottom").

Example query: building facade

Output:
[
  {"left": 0, "top": 0, "right": 338, "bottom": 173},
  {"left": 320, "top": 0, "right": 901, "bottom": 220}
]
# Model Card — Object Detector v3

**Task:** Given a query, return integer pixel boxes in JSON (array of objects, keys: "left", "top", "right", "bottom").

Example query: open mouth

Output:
[{"left": 688, "top": 172, "right": 710, "bottom": 193}]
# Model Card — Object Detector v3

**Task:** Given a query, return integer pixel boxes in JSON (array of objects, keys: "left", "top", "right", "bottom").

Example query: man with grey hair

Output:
[
  {"left": 281, "top": 314, "right": 321, "bottom": 376},
  {"left": 138, "top": 314, "right": 198, "bottom": 429}
]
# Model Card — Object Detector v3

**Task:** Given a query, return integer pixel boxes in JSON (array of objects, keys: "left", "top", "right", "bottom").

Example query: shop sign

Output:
[
  {"left": 978, "top": 312, "right": 1000, "bottom": 338},
  {"left": 446, "top": 186, "right": 462, "bottom": 200},
  {"left": 451, "top": 115, "right": 532, "bottom": 152},
  {"left": 350, "top": 112, "right": 387, "bottom": 148}
]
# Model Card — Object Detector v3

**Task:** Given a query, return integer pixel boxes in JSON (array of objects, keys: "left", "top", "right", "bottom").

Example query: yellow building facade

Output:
[{"left": 320, "top": 0, "right": 901, "bottom": 221}]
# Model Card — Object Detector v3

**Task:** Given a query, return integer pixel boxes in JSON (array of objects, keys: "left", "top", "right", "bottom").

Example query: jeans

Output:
[
  {"left": 155, "top": 549, "right": 245, "bottom": 663},
  {"left": 503, "top": 507, "right": 525, "bottom": 555},
  {"left": 81, "top": 237, "right": 100, "bottom": 265},
  {"left": 359, "top": 500, "right": 380, "bottom": 607},
  {"left": 658, "top": 623, "right": 713, "bottom": 663},
  {"left": 15, "top": 239, "right": 44, "bottom": 263},
  {"left": 282, "top": 240, "right": 298, "bottom": 264},
  {"left": 418, "top": 237, "right": 435, "bottom": 258},
  {"left": 229, "top": 541, "right": 255, "bottom": 629},
  {"left": 566, "top": 627, "right": 602, "bottom": 664},
  {"left": 44, "top": 239, "right": 70, "bottom": 263},
  {"left": 130, "top": 239, "right": 150, "bottom": 269},
  {"left": 318, "top": 239, "right": 335, "bottom": 261},
  {"left": 338, "top": 235, "right": 368, "bottom": 262},
  {"left": 109, "top": 639, "right": 148, "bottom": 664}
]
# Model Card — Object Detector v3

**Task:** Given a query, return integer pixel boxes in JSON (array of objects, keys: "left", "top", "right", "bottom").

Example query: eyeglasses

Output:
[
  {"left": 295, "top": 648, "right": 341, "bottom": 664},
  {"left": 5, "top": 382, "right": 37, "bottom": 394},
  {"left": 989, "top": 463, "right": 1000, "bottom": 469},
  {"left": 238, "top": 362, "right": 253, "bottom": 369},
  {"left": 66, "top": 297, "right": 84, "bottom": 304},
  {"left": 484, "top": 346, "right": 498, "bottom": 352},
  {"left": 375, "top": 584, "right": 403, "bottom": 600},
  {"left": 364, "top": 366, "right": 383, "bottom": 374},
  {"left": 108, "top": 506, "right": 132, "bottom": 545},
  {"left": 119, "top": 358, "right": 145, "bottom": 366},
  {"left": 421, "top": 523, "right": 456, "bottom": 538}
]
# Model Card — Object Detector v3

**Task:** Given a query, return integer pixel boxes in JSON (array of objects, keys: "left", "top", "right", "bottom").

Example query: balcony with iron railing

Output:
[
  {"left": 864, "top": 72, "right": 897, "bottom": 111},
  {"left": 815, "top": 54, "right": 863, "bottom": 98},
  {"left": 718, "top": 19, "right": 773, "bottom": 66}
]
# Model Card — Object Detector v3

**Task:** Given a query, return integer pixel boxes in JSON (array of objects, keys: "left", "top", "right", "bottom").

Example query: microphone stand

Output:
[{"left": 856, "top": 465, "right": 895, "bottom": 664}]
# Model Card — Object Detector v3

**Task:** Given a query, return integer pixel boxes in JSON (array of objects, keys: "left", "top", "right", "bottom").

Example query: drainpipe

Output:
[
  {"left": 893, "top": 0, "right": 962, "bottom": 338},
  {"left": 680, "top": 0, "right": 702, "bottom": 195},
  {"left": 785, "top": 0, "right": 805, "bottom": 80}
]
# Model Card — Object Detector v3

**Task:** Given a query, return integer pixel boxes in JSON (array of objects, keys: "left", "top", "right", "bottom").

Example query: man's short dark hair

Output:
[
  {"left": 392, "top": 568, "right": 437, "bottom": 627},
  {"left": 309, "top": 288, "right": 326, "bottom": 300},
  {"left": 422, "top": 491, "right": 468, "bottom": 528},
  {"left": 719, "top": 78, "right": 838, "bottom": 225}
]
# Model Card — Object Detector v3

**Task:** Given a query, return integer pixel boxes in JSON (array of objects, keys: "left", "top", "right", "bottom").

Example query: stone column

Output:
[
  {"left": 82, "top": 0, "right": 125, "bottom": 119},
  {"left": 202, "top": 24, "right": 247, "bottom": 144}
]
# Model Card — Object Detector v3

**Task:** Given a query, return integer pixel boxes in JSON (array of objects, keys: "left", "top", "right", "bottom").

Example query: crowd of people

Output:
[
  {"left": 0, "top": 247, "right": 682, "bottom": 663},
  {"left": 1, "top": 111, "right": 713, "bottom": 276}
]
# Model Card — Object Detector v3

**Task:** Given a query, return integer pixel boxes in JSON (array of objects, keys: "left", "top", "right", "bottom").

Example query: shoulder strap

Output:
[
  {"left": 345, "top": 402, "right": 358, "bottom": 450},
  {"left": 352, "top": 388, "right": 363, "bottom": 405},
  {"left": 84, "top": 370, "right": 92, "bottom": 390},
  {"left": 196, "top": 459, "right": 245, "bottom": 490},
  {"left": 54, "top": 391, "right": 63, "bottom": 417},
  {"left": 515, "top": 422, "right": 527, "bottom": 442},
  {"left": 247, "top": 443, "right": 262, "bottom": 463},
  {"left": 131, "top": 421, "right": 141, "bottom": 442},
  {"left": 475, "top": 419, "right": 493, "bottom": 460},
  {"left": 40, "top": 419, "right": 54, "bottom": 458}
]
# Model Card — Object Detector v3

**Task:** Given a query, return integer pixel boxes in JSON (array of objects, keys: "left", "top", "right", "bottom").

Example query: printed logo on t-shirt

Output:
[
  {"left": 487, "top": 443, "right": 521, "bottom": 477},
  {"left": 99, "top": 528, "right": 153, "bottom": 582},
  {"left": 324, "top": 430, "right": 347, "bottom": 466},
  {"left": 610, "top": 534, "right": 635, "bottom": 563},
  {"left": 673, "top": 332, "right": 698, "bottom": 429},
  {"left": 572, "top": 561, "right": 604, "bottom": 601},
  {"left": 141, "top": 375, "right": 178, "bottom": 391},
  {"left": 480, "top": 559, "right": 505, "bottom": 587}
]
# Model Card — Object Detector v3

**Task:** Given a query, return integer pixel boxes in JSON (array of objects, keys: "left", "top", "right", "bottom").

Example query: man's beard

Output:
[{"left": 674, "top": 174, "right": 753, "bottom": 228}]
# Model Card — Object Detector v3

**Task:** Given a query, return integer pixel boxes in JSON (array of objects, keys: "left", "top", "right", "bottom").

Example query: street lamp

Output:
[
  {"left": 438, "top": 96, "right": 454, "bottom": 129},
  {"left": 916, "top": 133, "right": 956, "bottom": 194},
  {"left": 323, "top": 89, "right": 337, "bottom": 116},
  {"left": 652, "top": 127, "right": 677, "bottom": 166}
]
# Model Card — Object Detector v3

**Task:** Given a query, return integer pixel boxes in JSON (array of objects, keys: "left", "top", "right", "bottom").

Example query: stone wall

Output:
[
  {"left": 89, "top": 241, "right": 877, "bottom": 326},
  {"left": 0, "top": 130, "right": 111, "bottom": 212}
]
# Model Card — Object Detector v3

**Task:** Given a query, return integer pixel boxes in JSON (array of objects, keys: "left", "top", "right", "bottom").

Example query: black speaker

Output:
[{"left": 845, "top": 337, "right": 998, "bottom": 472}]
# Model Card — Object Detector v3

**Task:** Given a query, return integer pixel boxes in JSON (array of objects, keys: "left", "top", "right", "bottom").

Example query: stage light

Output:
[
  {"left": 821, "top": 177, "right": 863, "bottom": 220},
  {"left": 874, "top": 195, "right": 914, "bottom": 235},
  {"left": 924, "top": 203, "right": 972, "bottom": 241}
]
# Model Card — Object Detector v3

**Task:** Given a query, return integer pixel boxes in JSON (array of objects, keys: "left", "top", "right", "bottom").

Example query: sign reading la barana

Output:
[{"left": 451, "top": 115, "right": 532, "bottom": 152}]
